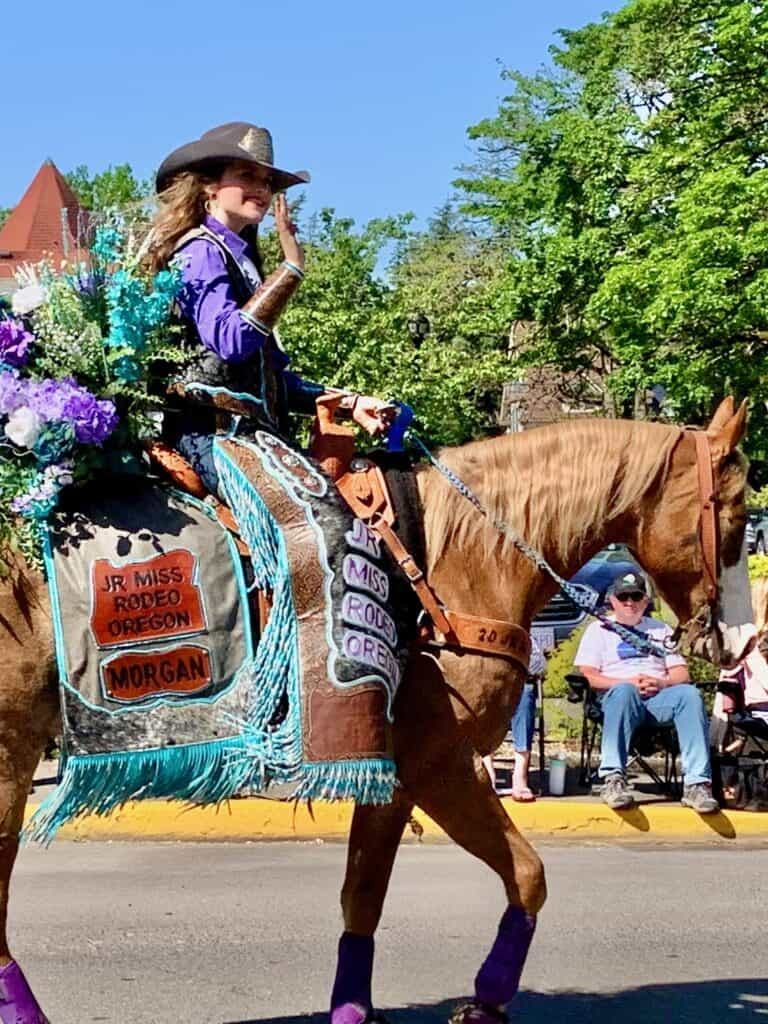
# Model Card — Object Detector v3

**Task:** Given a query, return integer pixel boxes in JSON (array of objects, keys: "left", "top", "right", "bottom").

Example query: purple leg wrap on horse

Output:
[
  {"left": 474, "top": 906, "right": 537, "bottom": 1006},
  {"left": 330, "top": 932, "right": 374, "bottom": 1024},
  {"left": 0, "top": 960, "right": 48, "bottom": 1024}
]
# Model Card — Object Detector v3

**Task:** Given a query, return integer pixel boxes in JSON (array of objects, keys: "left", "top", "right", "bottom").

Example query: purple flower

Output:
[
  {"left": 25, "top": 378, "right": 78, "bottom": 421},
  {"left": 67, "top": 396, "right": 119, "bottom": 445},
  {"left": 0, "top": 370, "right": 27, "bottom": 416},
  {"left": 0, "top": 319, "right": 33, "bottom": 368},
  {"left": 23, "top": 378, "right": 118, "bottom": 446}
]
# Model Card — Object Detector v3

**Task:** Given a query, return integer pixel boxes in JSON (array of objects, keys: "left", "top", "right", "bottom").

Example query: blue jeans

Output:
[
  {"left": 512, "top": 683, "right": 536, "bottom": 752},
  {"left": 599, "top": 683, "right": 711, "bottom": 785}
]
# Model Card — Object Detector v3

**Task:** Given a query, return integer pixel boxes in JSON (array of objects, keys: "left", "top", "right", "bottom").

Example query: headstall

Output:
[{"left": 686, "top": 428, "right": 721, "bottom": 607}]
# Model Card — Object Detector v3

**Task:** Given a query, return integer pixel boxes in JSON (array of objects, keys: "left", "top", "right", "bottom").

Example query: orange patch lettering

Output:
[
  {"left": 101, "top": 646, "right": 212, "bottom": 702},
  {"left": 91, "top": 550, "right": 206, "bottom": 648}
]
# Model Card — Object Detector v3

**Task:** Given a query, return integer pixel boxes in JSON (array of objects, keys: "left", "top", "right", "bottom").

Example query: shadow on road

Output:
[{"left": 227, "top": 977, "right": 768, "bottom": 1023}]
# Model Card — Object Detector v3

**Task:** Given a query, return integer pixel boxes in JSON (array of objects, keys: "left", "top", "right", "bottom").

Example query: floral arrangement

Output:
[{"left": 0, "top": 219, "right": 185, "bottom": 571}]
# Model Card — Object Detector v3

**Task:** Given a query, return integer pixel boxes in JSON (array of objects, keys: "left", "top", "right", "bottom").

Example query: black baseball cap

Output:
[{"left": 608, "top": 570, "right": 648, "bottom": 598}]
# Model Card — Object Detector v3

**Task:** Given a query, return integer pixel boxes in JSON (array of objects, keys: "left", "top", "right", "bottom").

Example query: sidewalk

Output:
[{"left": 27, "top": 760, "right": 768, "bottom": 843}]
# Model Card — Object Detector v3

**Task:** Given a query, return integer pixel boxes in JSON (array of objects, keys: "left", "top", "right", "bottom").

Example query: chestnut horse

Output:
[{"left": 0, "top": 400, "right": 749, "bottom": 1023}]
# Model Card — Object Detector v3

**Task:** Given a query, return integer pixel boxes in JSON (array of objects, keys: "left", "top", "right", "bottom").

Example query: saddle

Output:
[{"left": 146, "top": 392, "right": 531, "bottom": 672}]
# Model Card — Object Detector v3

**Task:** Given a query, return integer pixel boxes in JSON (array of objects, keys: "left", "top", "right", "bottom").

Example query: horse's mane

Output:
[{"left": 420, "top": 418, "right": 685, "bottom": 572}]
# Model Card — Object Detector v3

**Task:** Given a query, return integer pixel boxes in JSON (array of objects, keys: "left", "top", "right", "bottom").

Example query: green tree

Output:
[
  {"left": 0, "top": 208, "right": 10, "bottom": 230},
  {"left": 458, "top": 0, "right": 768, "bottom": 468},
  {"left": 65, "top": 164, "right": 150, "bottom": 213},
  {"left": 390, "top": 206, "right": 513, "bottom": 435},
  {"left": 262, "top": 207, "right": 512, "bottom": 446}
]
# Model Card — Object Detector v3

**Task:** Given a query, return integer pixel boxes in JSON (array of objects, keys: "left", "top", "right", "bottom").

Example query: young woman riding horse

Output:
[
  {"left": 0, "top": 396, "right": 749, "bottom": 1023},
  {"left": 148, "top": 120, "right": 395, "bottom": 485}
]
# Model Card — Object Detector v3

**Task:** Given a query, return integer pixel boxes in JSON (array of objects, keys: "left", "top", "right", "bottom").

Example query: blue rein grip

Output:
[{"left": 386, "top": 401, "right": 415, "bottom": 453}]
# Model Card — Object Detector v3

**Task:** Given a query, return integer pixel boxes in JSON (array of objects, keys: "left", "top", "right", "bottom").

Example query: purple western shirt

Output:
[{"left": 175, "top": 214, "right": 303, "bottom": 393}]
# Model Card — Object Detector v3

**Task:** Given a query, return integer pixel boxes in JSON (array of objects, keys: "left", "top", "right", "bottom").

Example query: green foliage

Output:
[
  {"left": 748, "top": 554, "right": 768, "bottom": 581},
  {"left": 31, "top": 278, "right": 107, "bottom": 383},
  {"left": 542, "top": 623, "right": 588, "bottom": 698},
  {"left": 0, "top": 458, "right": 40, "bottom": 574},
  {"left": 0, "top": 207, "right": 10, "bottom": 230},
  {"left": 264, "top": 207, "right": 513, "bottom": 446},
  {"left": 750, "top": 485, "right": 768, "bottom": 510},
  {"left": 542, "top": 700, "right": 583, "bottom": 743},
  {"left": 65, "top": 164, "right": 150, "bottom": 213},
  {"left": 458, "top": 0, "right": 768, "bottom": 469}
]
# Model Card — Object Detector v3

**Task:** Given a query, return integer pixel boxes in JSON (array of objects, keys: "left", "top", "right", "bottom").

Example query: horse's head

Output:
[{"left": 633, "top": 397, "right": 750, "bottom": 667}]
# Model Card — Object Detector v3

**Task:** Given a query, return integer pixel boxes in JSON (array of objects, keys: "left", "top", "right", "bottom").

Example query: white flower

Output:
[
  {"left": 11, "top": 283, "right": 48, "bottom": 316},
  {"left": 5, "top": 407, "right": 42, "bottom": 449}
]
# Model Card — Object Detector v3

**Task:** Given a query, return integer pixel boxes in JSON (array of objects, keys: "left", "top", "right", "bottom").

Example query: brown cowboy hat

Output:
[{"left": 155, "top": 121, "right": 311, "bottom": 193}]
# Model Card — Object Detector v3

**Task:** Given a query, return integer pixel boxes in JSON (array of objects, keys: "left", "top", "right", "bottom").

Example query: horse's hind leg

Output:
[
  {"left": 403, "top": 750, "right": 545, "bottom": 1024},
  {"left": 0, "top": 736, "right": 53, "bottom": 1024},
  {"left": 0, "top": 592, "right": 58, "bottom": 1022},
  {"left": 330, "top": 788, "right": 414, "bottom": 1024}
]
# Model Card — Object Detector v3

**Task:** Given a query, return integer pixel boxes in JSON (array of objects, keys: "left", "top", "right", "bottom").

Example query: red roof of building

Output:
[{"left": 0, "top": 161, "right": 89, "bottom": 280}]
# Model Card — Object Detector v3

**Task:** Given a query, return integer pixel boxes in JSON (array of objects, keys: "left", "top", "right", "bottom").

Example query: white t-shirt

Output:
[{"left": 575, "top": 617, "right": 687, "bottom": 681}]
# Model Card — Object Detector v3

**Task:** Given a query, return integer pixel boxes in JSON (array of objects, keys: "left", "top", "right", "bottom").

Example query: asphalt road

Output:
[{"left": 10, "top": 840, "right": 768, "bottom": 1023}]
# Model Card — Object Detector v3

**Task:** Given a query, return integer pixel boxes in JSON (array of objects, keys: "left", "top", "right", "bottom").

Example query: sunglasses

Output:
[{"left": 614, "top": 591, "right": 645, "bottom": 603}]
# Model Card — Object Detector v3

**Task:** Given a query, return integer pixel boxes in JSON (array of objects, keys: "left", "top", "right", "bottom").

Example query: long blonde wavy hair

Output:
[{"left": 148, "top": 170, "right": 217, "bottom": 273}]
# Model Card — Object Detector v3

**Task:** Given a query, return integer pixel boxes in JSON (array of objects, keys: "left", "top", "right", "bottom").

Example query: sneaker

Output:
[
  {"left": 681, "top": 782, "right": 720, "bottom": 814},
  {"left": 601, "top": 773, "right": 636, "bottom": 810}
]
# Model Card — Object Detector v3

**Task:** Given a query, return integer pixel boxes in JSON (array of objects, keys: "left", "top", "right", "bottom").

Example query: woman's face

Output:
[{"left": 207, "top": 161, "right": 274, "bottom": 232}]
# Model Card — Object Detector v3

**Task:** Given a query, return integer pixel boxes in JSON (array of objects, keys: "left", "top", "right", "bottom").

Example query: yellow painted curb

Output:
[{"left": 23, "top": 797, "right": 768, "bottom": 842}]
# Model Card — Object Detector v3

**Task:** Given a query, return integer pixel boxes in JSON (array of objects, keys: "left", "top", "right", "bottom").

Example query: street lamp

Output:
[{"left": 407, "top": 312, "right": 430, "bottom": 348}]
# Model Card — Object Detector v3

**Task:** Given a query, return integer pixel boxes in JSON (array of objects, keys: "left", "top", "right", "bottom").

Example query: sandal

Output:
[{"left": 511, "top": 786, "right": 536, "bottom": 802}]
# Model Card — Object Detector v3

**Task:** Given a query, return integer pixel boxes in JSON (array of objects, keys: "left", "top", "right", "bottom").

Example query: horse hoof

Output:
[
  {"left": 0, "top": 959, "right": 50, "bottom": 1023},
  {"left": 331, "top": 1005, "right": 370, "bottom": 1024},
  {"left": 449, "top": 1001, "right": 510, "bottom": 1024},
  {"left": 330, "top": 1006, "right": 389, "bottom": 1024}
]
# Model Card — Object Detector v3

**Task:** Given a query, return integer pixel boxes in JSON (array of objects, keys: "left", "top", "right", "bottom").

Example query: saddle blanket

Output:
[
  {"left": 28, "top": 435, "right": 407, "bottom": 841},
  {"left": 26, "top": 480, "right": 258, "bottom": 840}
]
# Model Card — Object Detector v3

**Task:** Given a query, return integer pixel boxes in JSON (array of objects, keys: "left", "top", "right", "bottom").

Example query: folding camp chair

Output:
[
  {"left": 565, "top": 673, "right": 682, "bottom": 797},
  {"left": 711, "top": 676, "right": 768, "bottom": 811}
]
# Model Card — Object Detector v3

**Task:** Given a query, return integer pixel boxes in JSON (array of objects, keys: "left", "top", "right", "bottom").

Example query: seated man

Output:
[{"left": 575, "top": 569, "right": 719, "bottom": 814}]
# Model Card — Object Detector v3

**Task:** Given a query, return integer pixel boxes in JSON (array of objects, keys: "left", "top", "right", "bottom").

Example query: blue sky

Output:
[{"left": 3, "top": 0, "right": 617, "bottom": 229}]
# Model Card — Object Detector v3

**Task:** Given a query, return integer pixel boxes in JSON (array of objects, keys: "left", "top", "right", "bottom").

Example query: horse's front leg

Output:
[
  {"left": 405, "top": 750, "right": 544, "bottom": 1024},
  {"left": 396, "top": 653, "right": 546, "bottom": 1024},
  {"left": 330, "top": 788, "right": 414, "bottom": 1024}
]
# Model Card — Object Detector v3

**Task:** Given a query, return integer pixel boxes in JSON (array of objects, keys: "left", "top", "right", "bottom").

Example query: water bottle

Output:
[{"left": 548, "top": 754, "right": 568, "bottom": 796}]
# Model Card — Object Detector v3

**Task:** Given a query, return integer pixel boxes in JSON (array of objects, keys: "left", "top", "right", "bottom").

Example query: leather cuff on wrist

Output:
[{"left": 241, "top": 263, "right": 302, "bottom": 332}]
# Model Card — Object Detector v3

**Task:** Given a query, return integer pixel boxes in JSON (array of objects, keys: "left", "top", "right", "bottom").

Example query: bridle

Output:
[
  {"left": 674, "top": 428, "right": 723, "bottom": 660},
  {"left": 689, "top": 428, "right": 721, "bottom": 607}
]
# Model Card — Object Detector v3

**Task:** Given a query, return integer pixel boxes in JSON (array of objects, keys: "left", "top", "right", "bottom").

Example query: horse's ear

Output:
[
  {"left": 706, "top": 397, "right": 735, "bottom": 436},
  {"left": 709, "top": 398, "right": 748, "bottom": 459}
]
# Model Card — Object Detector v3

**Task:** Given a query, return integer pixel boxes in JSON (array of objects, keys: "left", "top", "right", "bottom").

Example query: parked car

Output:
[
  {"left": 531, "top": 544, "right": 642, "bottom": 650},
  {"left": 747, "top": 509, "right": 763, "bottom": 554}
]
